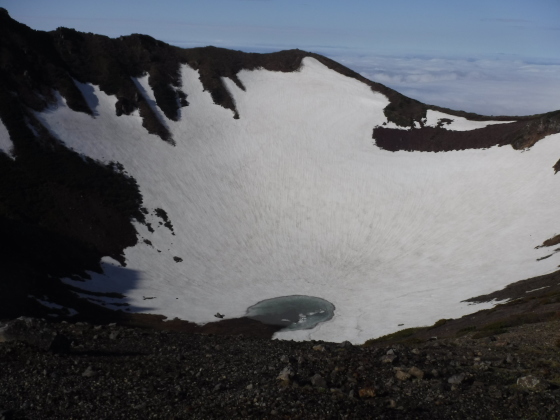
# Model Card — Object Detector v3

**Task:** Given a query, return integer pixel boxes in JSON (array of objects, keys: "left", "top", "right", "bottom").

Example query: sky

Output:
[{"left": 3, "top": 0, "right": 560, "bottom": 116}]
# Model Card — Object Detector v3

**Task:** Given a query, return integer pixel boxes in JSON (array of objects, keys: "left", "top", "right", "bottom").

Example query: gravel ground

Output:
[{"left": 1, "top": 317, "right": 559, "bottom": 419}]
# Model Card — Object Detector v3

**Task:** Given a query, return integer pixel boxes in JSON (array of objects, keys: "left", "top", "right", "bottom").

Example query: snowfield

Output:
[{"left": 24, "top": 58, "right": 560, "bottom": 343}]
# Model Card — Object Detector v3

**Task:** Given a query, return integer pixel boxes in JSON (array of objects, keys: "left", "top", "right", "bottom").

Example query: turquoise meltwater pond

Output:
[{"left": 245, "top": 295, "right": 335, "bottom": 331}]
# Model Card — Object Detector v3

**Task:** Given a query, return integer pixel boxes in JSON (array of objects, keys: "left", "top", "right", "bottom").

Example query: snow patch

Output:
[
  {"left": 73, "top": 79, "right": 100, "bottom": 116},
  {"left": 0, "top": 118, "right": 14, "bottom": 158},
  {"left": 33, "top": 296, "right": 78, "bottom": 316},
  {"left": 525, "top": 286, "right": 550, "bottom": 293},
  {"left": 132, "top": 75, "right": 171, "bottom": 129},
  {"left": 425, "top": 110, "right": 514, "bottom": 131}
]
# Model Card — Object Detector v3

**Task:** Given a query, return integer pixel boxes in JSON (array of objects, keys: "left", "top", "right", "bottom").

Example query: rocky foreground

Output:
[{"left": 0, "top": 317, "right": 559, "bottom": 419}]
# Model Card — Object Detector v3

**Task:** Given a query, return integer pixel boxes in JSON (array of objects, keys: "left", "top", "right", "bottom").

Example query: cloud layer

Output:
[{"left": 330, "top": 54, "right": 560, "bottom": 116}]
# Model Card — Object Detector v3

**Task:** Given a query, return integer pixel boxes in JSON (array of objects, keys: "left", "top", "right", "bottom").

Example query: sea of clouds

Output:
[{"left": 331, "top": 53, "right": 560, "bottom": 117}]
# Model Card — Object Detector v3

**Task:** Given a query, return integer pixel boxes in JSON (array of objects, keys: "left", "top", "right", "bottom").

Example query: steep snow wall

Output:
[{"left": 31, "top": 58, "right": 560, "bottom": 343}]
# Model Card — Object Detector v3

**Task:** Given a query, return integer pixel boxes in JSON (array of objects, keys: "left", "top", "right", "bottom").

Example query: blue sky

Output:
[{"left": 2, "top": 0, "right": 560, "bottom": 115}]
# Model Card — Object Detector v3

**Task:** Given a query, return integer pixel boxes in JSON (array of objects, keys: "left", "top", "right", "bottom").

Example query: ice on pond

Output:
[{"left": 245, "top": 295, "right": 335, "bottom": 331}]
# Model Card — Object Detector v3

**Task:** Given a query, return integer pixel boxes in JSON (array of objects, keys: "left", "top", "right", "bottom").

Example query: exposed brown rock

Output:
[
  {"left": 373, "top": 111, "right": 560, "bottom": 153},
  {"left": 537, "top": 233, "right": 560, "bottom": 248}
]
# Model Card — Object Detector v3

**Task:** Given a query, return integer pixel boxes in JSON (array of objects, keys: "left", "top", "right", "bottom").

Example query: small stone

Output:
[
  {"left": 395, "top": 370, "right": 411, "bottom": 381},
  {"left": 82, "top": 366, "right": 95, "bottom": 378},
  {"left": 387, "top": 399, "right": 397, "bottom": 408},
  {"left": 411, "top": 348, "right": 421, "bottom": 355},
  {"left": 517, "top": 375, "right": 541, "bottom": 389},
  {"left": 448, "top": 373, "right": 465, "bottom": 385},
  {"left": 277, "top": 367, "right": 293, "bottom": 385},
  {"left": 408, "top": 366, "right": 424, "bottom": 379},
  {"left": 109, "top": 331, "right": 119, "bottom": 340},
  {"left": 0, "top": 325, "right": 9, "bottom": 343},
  {"left": 358, "top": 388, "right": 376, "bottom": 398},
  {"left": 311, "top": 374, "right": 327, "bottom": 388},
  {"left": 381, "top": 354, "right": 397, "bottom": 364},
  {"left": 313, "top": 345, "right": 325, "bottom": 352}
]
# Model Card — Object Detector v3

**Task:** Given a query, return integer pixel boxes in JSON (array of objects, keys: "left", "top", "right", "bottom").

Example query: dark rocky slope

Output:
[{"left": 1, "top": 316, "right": 559, "bottom": 419}]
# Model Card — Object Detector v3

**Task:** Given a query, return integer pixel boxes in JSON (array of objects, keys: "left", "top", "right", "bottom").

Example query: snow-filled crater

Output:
[{"left": 30, "top": 58, "right": 560, "bottom": 344}]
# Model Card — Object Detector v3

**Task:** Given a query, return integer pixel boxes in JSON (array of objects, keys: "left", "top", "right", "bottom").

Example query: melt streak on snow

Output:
[{"left": 30, "top": 58, "right": 560, "bottom": 343}]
